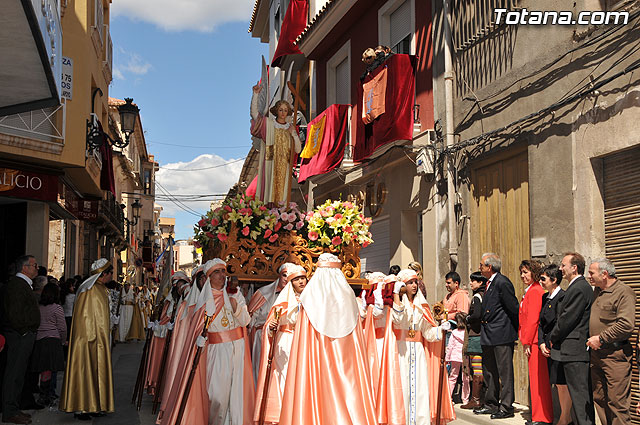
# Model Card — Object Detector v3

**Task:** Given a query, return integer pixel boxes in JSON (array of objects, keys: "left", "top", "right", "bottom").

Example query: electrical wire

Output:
[
  {"left": 147, "top": 140, "right": 251, "bottom": 149},
  {"left": 155, "top": 181, "right": 203, "bottom": 217},
  {"left": 157, "top": 158, "right": 245, "bottom": 171}
]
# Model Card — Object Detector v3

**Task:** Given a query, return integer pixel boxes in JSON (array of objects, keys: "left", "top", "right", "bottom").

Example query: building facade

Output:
[{"left": 244, "top": 0, "right": 640, "bottom": 409}]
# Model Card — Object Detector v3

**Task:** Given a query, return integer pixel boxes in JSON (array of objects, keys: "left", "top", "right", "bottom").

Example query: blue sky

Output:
[{"left": 109, "top": 0, "right": 267, "bottom": 240}]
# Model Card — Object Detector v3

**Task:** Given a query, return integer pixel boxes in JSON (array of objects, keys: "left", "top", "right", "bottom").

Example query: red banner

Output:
[
  {"left": 0, "top": 167, "right": 58, "bottom": 202},
  {"left": 298, "top": 104, "right": 350, "bottom": 183},
  {"left": 271, "top": 0, "right": 308, "bottom": 68},
  {"left": 354, "top": 54, "right": 416, "bottom": 162}
]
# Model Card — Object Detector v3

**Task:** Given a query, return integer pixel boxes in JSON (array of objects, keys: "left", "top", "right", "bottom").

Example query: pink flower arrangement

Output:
[
  {"left": 331, "top": 236, "right": 342, "bottom": 246},
  {"left": 308, "top": 231, "right": 319, "bottom": 241},
  {"left": 242, "top": 226, "right": 250, "bottom": 236}
]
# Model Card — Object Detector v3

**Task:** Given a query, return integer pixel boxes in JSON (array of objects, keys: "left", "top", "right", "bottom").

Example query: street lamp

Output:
[
  {"left": 87, "top": 95, "right": 140, "bottom": 149},
  {"left": 131, "top": 199, "right": 142, "bottom": 226}
]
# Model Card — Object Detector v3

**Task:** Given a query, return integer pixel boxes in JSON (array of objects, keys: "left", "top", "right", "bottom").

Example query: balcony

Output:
[
  {"left": 100, "top": 191, "right": 125, "bottom": 237},
  {"left": 0, "top": 103, "right": 65, "bottom": 154}
]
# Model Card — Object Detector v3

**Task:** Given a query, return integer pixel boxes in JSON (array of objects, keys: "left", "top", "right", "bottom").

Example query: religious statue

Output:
[{"left": 250, "top": 83, "right": 302, "bottom": 205}]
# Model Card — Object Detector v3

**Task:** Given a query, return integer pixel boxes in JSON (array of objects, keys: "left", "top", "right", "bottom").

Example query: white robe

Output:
[
  {"left": 118, "top": 288, "right": 134, "bottom": 341},
  {"left": 392, "top": 296, "right": 441, "bottom": 425},
  {"left": 270, "top": 286, "right": 301, "bottom": 402},
  {"left": 207, "top": 288, "right": 251, "bottom": 425},
  {"left": 248, "top": 280, "right": 281, "bottom": 384}
]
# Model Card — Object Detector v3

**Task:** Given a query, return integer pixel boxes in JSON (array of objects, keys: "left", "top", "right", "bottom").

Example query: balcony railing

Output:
[
  {"left": 100, "top": 191, "right": 125, "bottom": 236},
  {"left": 0, "top": 103, "right": 65, "bottom": 143}
]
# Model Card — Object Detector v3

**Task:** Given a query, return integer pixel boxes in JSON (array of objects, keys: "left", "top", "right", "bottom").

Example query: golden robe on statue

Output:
[
  {"left": 60, "top": 273, "right": 114, "bottom": 413},
  {"left": 250, "top": 90, "right": 301, "bottom": 204}
]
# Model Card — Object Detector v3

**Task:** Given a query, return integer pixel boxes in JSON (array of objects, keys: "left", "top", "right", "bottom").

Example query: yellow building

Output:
[{"left": 0, "top": 0, "right": 137, "bottom": 279}]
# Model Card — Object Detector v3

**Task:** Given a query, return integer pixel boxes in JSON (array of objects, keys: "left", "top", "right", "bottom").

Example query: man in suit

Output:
[
  {"left": 549, "top": 252, "right": 595, "bottom": 425},
  {"left": 474, "top": 253, "right": 519, "bottom": 419},
  {"left": 1, "top": 255, "right": 41, "bottom": 425}
]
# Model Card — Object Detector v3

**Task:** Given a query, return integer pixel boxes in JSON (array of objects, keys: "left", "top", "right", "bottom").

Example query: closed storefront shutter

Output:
[
  {"left": 360, "top": 216, "right": 390, "bottom": 275},
  {"left": 603, "top": 146, "right": 640, "bottom": 424}
]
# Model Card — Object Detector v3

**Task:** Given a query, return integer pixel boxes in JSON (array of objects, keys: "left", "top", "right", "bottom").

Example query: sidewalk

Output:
[
  {"left": 450, "top": 403, "right": 530, "bottom": 425},
  {"left": 9, "top": 340, "right": 158, "bottom": 425}
]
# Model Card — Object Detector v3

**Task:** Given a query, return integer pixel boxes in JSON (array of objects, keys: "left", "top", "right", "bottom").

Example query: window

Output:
[
  {"left": 143, "top": 169, "right": 152, "bottom": 195},
  {"left": 326, "top": 40, "right": 351, "bottom": 106},
  {"left": 94, "top": 0, "right": 104, "bottom": 42},
  {"left": 379, "top": 0, "right": 415, "bottom": 55}
]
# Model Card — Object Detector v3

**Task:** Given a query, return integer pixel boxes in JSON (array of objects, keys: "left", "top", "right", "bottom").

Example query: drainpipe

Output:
[{"left": 443, "top": 0, "right": 458, "bottom": 270}]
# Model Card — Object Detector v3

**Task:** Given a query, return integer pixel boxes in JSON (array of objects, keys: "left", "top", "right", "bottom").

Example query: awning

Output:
[{"left": 0, "top": 0, "right": 62, "bottom": 115}]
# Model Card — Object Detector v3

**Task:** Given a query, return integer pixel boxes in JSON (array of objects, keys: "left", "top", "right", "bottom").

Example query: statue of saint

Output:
[{"left": 250, "top": 83, "right": 301, "bottom": 205}]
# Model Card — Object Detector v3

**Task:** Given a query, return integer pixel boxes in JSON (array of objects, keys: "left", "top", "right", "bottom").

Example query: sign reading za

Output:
[{"left": 61, "top": 56, "right": 72, "bottom": 100}]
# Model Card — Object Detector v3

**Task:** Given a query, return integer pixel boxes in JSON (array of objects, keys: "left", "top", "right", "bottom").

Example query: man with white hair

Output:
[
  {"left": 247, "top": 262, "right": 293, "bottom": 383},
  {"left": 586, "top": 258, "right": 635, "bottom": 425},
  {"left": 60, "top": 258, "right": 115, "bottom": 420}
]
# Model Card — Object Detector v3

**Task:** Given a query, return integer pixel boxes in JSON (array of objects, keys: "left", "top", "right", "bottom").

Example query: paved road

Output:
[{"left": 13, "top": 340, "right": 531, "bottom": 425}]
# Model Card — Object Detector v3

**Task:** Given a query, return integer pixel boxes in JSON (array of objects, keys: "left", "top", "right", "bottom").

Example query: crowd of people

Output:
[{"left": 0, "top": 250, "right": 637, "bottom": 425}]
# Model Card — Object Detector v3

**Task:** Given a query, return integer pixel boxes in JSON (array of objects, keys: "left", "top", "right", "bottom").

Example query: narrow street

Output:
[{"left": 18, "top": 340, "right": 530, "bottom": 425}]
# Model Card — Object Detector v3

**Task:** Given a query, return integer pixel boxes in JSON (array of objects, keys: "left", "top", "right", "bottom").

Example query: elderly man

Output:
[
  {"left": 1, "top": 255, "right": 40, "bottom": 425},
  {"left": 549, "top": 252, "right": 595, "bottom": 425},
  {"left": 474, "top": 253, "right": 519, "bottom": 419},
  {"left": 247, "top": 263, "right": 292, "bottom": 383},
  {"left": 60, "top": 258, "right": 115, "bottom": 420},
  {"left": 586, "top": 258, "right": 635, "bottom": 425},
  {"left": 443, "top": 271, "right": 469, "bottom": 320}
]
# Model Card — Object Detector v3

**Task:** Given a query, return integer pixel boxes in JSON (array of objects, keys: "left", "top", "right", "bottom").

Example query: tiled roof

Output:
[
  {"left": 248, "top": 0, "right": 262, "bottom": 33},
  {"left": 294, "top": 0, "right": 339, "bottom": 46},
  {"left": 108, "top": 97, "right": 125, "bottom": 106}
]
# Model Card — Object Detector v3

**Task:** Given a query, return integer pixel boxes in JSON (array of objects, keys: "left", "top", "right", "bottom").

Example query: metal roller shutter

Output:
[
  {"left": 603, "top": 146, "right": 640, "bottom": 424},
  {"left": 360, "top": 217, "right": 390, "bottom": 275}
]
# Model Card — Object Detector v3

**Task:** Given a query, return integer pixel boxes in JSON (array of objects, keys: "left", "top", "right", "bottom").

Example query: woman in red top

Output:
[{"left": 518, "top": 260, "right": 553, "bottom": 425}]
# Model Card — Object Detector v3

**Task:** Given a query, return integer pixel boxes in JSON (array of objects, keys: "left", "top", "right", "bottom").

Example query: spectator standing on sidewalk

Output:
[
  {"left": 518, "top": 260, "right": 553, "bottom": 425},
  {"left": 446, "top": 312, "right": 470, "bottom": 406},
  {"left": 30, "top": 283, "right": 66, "bottom": 406},
  {"left": 549, "top": 252, "right": 595, "bottom": 425},
  {"left": 461, "top": 272, "right": 487, "bottom": 410},
  {"left": 474, "top": 252, "right": 519, "bottom": 419},
  {"left": 586, "top": 258, "right": 635, "bottom": 425},
  {"left": 1, "top": 255, "right": 41, "bottom": 425}
]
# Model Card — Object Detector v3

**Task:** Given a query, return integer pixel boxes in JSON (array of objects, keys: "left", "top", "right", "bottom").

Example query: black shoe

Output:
[
  {"left": 491, "top": 410, "right": 515, "bottom": 419},
  {"left": 19, "top": 402, "right": 44, "bottom": 411},
  {"left": 74, "top": 413, "right": 92, "bottom": 421},
  {"left": 473, "top": 405, "right": 497, "bottom": 415},
  {"left": 89, "top": 412, "right": 106, "bottom": 417},
  {"left": 529, "top": 422, "right": 552, "bottom": 425}
]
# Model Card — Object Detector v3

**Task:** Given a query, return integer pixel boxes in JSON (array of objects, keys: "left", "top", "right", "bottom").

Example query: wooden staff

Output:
[
  {"left": 132, "top": 299, "right": 161, "bottom": 409},
  {"left": 175, "top": 314, "right": 213, "bottom": 425},
  {"left": 152, "top": 297, "right": 179, "bottom": 414},
  {"left": 433, "top": 302, "right": 449, "bottom": 425},
  {"left": 258, "top": 308, "right": 282, "bottom": 425},
  {"left": 111, "top": 285, "right": 123, "bottom": 352}
]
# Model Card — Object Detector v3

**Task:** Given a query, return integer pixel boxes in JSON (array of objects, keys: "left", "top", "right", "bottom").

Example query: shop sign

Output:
[
  {"left": 60, "top": 185, "right": 98, "bottom": 220},
  {"left": 0, "top": 168, "right": 58, "bottom": 202}
]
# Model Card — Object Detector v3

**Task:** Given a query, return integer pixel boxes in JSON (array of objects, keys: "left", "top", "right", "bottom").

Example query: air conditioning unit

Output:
[{"left": 416, "top": 146, "right": 435, "bottom": 177}]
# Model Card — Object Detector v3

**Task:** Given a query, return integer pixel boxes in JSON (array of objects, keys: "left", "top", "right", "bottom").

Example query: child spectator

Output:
[
  {"left": 30, "top": 283, "right": 67, "bottom": 405},
  {"left": 446, "top": 312, "right": 470, "bottom": 405}
]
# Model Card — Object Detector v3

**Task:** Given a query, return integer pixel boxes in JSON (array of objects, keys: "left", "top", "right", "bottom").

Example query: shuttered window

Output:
[
  {"left": 390, "top": 0, "right": 411, "bottom": 52},
  {"left": 360, "top": 217, "right": 390, "bottom": 275},
  {"left": 603, "top": 146, "right": 640, "bottom": 424},
  {"left": 335, "top": 57, "right": 350, "bottom": 105}
]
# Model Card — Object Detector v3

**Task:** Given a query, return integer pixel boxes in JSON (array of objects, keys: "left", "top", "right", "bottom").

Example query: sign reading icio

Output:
[
  {"left": 61, "top": 57, "right": 72, "bottom": 100},
  {"left": 0, "top": 168, "right": 58, "bottom": 202}
]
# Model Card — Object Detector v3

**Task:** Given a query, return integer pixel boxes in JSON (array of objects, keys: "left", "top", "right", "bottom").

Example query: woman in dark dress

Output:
[
  {"left": 538, "top": 264, "right": 572, "bottom": 425},
  {"left": 461, "top": 272, "right": 487, "bottom": 409}
]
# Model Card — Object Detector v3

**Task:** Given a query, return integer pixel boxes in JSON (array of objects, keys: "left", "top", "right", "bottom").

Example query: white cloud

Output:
[
  {"left": 114, "top": 49, "right": 153, "bottom": 80},
  {"left": 111, "top": 0, "right": 255, "bottom": 32},
  {"left": 155, "top": 154, "right": 243, "bottom": 218}
]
